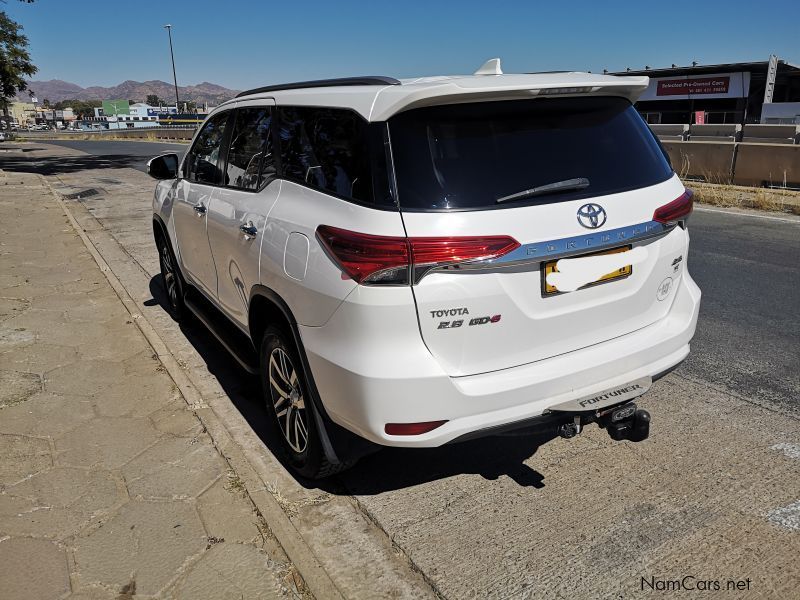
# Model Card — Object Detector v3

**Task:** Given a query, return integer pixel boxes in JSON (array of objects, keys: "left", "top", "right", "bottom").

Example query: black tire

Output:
[
  {"left": 156, "top": 232, "right": 187, "bottom": 322},
  {"left": 259, "top": 325, "right": 348, "bottom": 479}
]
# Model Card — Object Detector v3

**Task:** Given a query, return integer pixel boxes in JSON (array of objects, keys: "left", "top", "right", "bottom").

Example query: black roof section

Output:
[{"left": 236, "top": 76, "right": 402, "bottom": 98}]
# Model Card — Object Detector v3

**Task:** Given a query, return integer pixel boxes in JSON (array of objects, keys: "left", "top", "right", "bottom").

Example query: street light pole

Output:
[{"left": 164, "top": 24, "right": 180, "bottom": 111}]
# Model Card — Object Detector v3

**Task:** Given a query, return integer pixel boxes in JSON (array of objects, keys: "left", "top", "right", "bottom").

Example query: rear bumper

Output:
[{"left": 300, "top": 273, "right": 701, "bottom": 448}]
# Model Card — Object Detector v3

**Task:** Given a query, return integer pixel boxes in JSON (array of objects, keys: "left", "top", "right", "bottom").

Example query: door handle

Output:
[
  {"left": 193, "top": 204, "right": 207, "bottom": 215},
  {"left": 239, "top": 222, "right": 258, "bottom": 238}
]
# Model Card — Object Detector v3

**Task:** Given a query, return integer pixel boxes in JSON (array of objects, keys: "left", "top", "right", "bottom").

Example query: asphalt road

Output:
[
  {"left": 21, "top": 139, "right": 799, "bottom": 411},
  {"left": 683, "top": 207, "right": 800, "bottom": 412},
  {"left": 31, "top": 138, "right": 188, "bottom": 173}
]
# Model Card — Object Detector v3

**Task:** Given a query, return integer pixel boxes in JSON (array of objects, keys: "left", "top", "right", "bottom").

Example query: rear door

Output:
[
  {"left": 206, "top": 100, "right": 278, "bottom": 329},
  {"left": 390, "top": 96, "right": 690, "bottom": 376},
  {"left": 173, "top": 111, "right": 230, "bottom": 296}
]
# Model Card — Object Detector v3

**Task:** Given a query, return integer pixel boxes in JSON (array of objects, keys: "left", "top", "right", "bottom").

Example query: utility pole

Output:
[{"left": 164, "top": 24, "right": 180, "bottom": 110}]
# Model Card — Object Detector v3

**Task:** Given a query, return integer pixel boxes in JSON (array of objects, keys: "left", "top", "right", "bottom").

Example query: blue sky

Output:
[{"left": 6, "top": 0, "right": 800, "bottom": 90}]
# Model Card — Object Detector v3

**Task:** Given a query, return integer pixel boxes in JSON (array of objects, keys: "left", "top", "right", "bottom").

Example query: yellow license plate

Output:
[{"left": 542, "top": 245, "right": 633, "bottom": 296}]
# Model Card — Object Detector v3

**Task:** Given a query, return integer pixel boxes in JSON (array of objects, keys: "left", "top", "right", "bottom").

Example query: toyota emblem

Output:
[{"left": 576, "top": 203, "right": 607, "bottom": 229}]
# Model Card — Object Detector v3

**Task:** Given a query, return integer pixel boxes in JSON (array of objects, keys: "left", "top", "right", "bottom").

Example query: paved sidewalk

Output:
[{"left": 0, "top": 171, "right": 304, "bottom": 599}]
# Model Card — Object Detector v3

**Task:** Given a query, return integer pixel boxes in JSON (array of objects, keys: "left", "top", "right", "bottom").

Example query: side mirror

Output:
[{"left": 147, "top": 153, "right": 179, "bottom": 180}]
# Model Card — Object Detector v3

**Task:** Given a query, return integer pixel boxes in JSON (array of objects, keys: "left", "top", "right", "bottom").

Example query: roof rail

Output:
[{"left": 236, "top": 76, "right": 401, "bottom": 98}]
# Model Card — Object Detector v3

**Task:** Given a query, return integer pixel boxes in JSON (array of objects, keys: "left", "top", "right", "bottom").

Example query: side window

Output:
[
  {"left": 277, "top": 107, "right": 373, "bottom": 204},
  {"left": 185, "top": 112, "right": 229, "bottom": 184},
  {"left": 224, "top": 106, "right": 275, "bottom": 190}
]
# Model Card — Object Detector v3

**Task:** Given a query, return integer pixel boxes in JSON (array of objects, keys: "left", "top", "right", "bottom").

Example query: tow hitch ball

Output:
[{"left": 603, "top": 403, "right": 650, "bottom": 442}]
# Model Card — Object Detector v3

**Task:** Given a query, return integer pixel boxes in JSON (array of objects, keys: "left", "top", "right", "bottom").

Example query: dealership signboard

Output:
[{"left": 638, "top": 72, "right": 751, "bottom": 101}]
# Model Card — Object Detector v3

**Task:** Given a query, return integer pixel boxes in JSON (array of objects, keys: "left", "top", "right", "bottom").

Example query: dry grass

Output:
[{"left": 688, "top": 180, "right": 800, "bottom": 215}]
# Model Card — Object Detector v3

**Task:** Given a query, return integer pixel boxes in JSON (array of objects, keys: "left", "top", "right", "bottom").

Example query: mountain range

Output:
[{"left": 18, "top": 79, "right": 241, "bottom": 106}]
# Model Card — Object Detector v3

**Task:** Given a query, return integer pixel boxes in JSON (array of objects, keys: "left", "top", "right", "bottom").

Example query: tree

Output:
[
  {"left": 146, "top": 94, "right": 163, "bottom": 107},
  {"left": 0, "top": 10, "right": 37, "bottom": 120},
  {"left": 53, "top": 99, "right": 101, "bottom": 118}
]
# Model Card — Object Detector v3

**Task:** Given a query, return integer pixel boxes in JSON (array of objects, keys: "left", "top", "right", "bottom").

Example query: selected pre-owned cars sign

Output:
[{"left": 638, "top": 71, "right": 751, "bottom": 101}]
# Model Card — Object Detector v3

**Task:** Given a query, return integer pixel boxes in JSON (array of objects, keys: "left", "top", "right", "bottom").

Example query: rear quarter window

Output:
[
  {"left": 388, "top": 96, "right": 674, "bottom": 211},
  {"left": 277, "top": 106, "right": 379, "bottom": 205}
]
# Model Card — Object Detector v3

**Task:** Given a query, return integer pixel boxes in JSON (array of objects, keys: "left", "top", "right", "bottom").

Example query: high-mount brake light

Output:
[
  {"left": 653, "top": 189, "right": 694, "bottom": 225},
  {"left": 316, "top": 226, "right": 520, "bottom": 285},
  {"left": 537, "top": 86, "right": 594, "bottom": 95}
]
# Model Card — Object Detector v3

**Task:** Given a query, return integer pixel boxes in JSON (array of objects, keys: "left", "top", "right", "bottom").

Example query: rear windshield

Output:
[{"left": 388, "top": 97, "right": 673, "bottom": 211}]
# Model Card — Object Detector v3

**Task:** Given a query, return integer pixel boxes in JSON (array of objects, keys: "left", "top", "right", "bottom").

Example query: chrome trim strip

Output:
[
  {"left": 415, "top": 220, "right": 674, "bottom": 282},
  {"left": 495, "top": 220, "right": 671, "bottom": 265}
]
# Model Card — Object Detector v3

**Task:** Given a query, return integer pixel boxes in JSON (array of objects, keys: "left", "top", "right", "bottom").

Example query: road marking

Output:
[{"left": 695, "top": 205, "right": 800, "bottom": 224}]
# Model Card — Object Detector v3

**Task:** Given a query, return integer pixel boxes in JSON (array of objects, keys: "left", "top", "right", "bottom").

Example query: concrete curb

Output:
[{"left": 44, "top": 175, "right": 345, "bottom": 600}]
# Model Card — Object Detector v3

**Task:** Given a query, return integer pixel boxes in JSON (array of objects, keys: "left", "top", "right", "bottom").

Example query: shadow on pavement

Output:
[
  {"left": 0, "top": 152, "right": 143, "bottom": 174},
  {"left": 147, "top": 275, "right": 548, "bottom": 493}
]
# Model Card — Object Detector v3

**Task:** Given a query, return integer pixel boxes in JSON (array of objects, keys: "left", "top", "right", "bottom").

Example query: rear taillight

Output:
[
  {"left": 653, "top": 189, "right": 694, "bottom": 226},
  {"left": 316, "top": 225, "right": 519, "bottom": 285},
  {"left": 385, "top": 420, "right": 448, "bottom": 436}
]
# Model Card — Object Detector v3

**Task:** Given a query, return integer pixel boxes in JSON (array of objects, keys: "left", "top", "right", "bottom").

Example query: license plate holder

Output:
[{"left": 542, "top": 245, "right": 633, "bottom": 296}]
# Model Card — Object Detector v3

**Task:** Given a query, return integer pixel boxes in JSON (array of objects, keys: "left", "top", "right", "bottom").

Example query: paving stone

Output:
[
  {"left": 0, "top": 294, "right": 30, "bottom": 322},
  {"left": 0, "top": 537, "right": 71, "bottom": 600},
  {"left": 0, "top": 391, "right": 94, "bottom": 438},
  {"left": 122, "top": 435, "right": 227, "bottom": 500},
  {"left": 3, "top": 307, "right": 72, "bottom": 329},
  {"left": 93, "top": 376, "right": 177, "bottom": 419},
  {"left": 171, "top": 542, "right": 290, "bottom": 600},
  {"left": 73, "top": 500, "right": 206, "bottom": 596},
  {"left": 55, "top": 417, "right": 160, "bottom": 469},
  {"left": 148, "top": 402, "right": 204, "bottom": 437},
  {"left": 0, "top": 466, "right": 122, "bottom": 540},
  {"left": 65, "top": 586, "right": 119, "bottom": 600},
  {"left": 45, "top": 359, "right": 127, "bottom": 398},
  {"left": 0, "top": 369, "right": 41, "bottom": 407},
  {"left": 28, "top": 290, "right": 117, "bottom": 313},
  {"left": 0, "top": 325, "right": 36, "bottom": 351},
  {"left": 0, "top": 342, "right": 80, "bottom": 373},
  {"left": 0, "top": 433, "right": 51, "bottom": 485},
  {"left": 197, "top": 478, "right": 263, "bottom": 546},
  {"left": 45, "top": 356, "right": 176, "bottom": 419}
]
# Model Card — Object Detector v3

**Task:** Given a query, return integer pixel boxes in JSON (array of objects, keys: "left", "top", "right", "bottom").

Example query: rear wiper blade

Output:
[{"left": 496, "top": 178, "right": 590, "bottom": 204}]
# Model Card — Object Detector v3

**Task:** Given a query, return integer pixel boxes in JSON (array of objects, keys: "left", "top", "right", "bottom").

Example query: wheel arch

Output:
[
  {"left": 248, "top": 284, "right": 379, "bottom": 465},
  {"left": 152, "top": 214, "right": 168, "bottom": 243}
]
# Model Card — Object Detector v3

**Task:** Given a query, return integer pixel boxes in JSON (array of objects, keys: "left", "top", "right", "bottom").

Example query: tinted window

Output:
[
  {"left": 185, "top": 112, "right": 229, "bottom": 184},
  {"left": 388, "top": 97, "right": 674, "bottom": 210},
  {"left": 225, "top": 106, "right": 274, "bottom": 190},
  {"left": 277, "top": 107, "right": 375, "bottom": 204}
]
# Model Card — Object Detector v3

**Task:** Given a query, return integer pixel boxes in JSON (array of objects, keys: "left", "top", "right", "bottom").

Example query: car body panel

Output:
[{"left": 402, "top": 175, "right": 689, "bottom": 376}]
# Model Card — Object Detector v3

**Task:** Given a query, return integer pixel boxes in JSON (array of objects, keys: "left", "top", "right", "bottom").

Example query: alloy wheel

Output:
[
  {"left": 268, "top": 347, "right": 309, "bottom": 453},
  {"left": 160, "top": 244, "right": 179, "bottom": 309}
]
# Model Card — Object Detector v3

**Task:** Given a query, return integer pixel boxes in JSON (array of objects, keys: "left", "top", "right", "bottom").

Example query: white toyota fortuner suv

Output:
[{"left": 149, "top": 60, "right": 701, "bottom": 478}]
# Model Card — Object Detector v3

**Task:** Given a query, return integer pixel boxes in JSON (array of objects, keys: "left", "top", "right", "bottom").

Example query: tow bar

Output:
[
  {"left": 599, "top": 402, "right": 650, "bottom": 442},
  {"left": 556, "top": 402, "right": 651, "bottom": 442}
]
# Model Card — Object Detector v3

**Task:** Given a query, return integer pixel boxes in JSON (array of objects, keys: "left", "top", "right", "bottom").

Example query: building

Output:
[
  {"left": 6, "top": 101, "right": 37, "bottom": 127},
  {"left": 91, "top": 100, "right": 178, "bottom": 129},
  {"left": 37, "top": 107, "right": 76, "bottom": 128},
  {"left": 613, "top": 56, "right": 800, "bottom": 125}
]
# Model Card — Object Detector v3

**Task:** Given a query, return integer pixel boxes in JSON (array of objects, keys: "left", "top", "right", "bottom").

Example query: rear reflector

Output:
[
  {"left": 653, "top": 189, "right": 694, "bottom": 225},
  {"left": 385, "top": 420, "right": 448, "bottom": 436},
  {"left": 316, "top": 225, "right": 519, "bottom": 285}
]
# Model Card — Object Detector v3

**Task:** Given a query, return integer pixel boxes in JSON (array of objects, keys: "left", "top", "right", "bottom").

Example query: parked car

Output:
[{"left": 149, "top": 60, "right": 701, "bottom": 478}]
